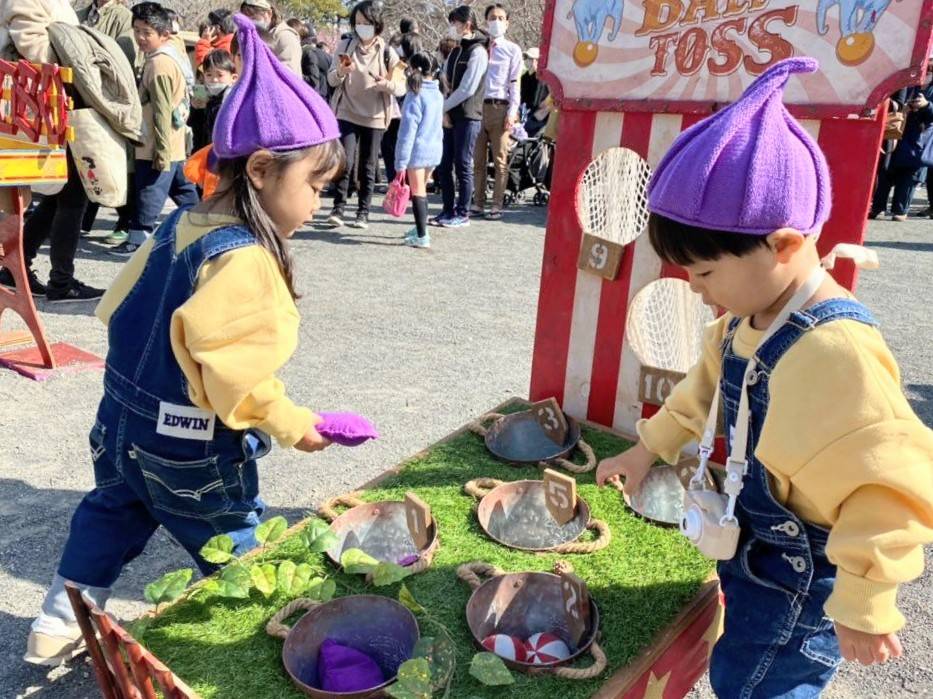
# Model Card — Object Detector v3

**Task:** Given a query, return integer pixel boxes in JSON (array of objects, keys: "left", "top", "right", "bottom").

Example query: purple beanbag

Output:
[
  {"left": 317, "top": 639, "right": 385, "bottom": 692},
  {"left": 316, "top": 412, "right": 379, "bottom": 447}
]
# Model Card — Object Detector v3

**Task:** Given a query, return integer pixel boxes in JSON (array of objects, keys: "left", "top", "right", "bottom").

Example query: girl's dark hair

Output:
[
  {"left": 485, "top": 3, "right": 508, "bottom": 19},
  {"left": 201, "top": 48, "right": 235, "bottom": 74},
  {"left": 448, "top": 5, "right": 478, "bottom": 30},
  {"left": 648, "top": 213, "right": 770, "bottom": 266},
  {"left": 132, "top": 2, "right": 172, "bottom": 35},
  {"left": 406, "top": 50, "right": 435, "bottom": 94},
  {"left": 349, "top": 0, "right": 384, "bottom": 35},
  {"left": 214, "top": 140, "right": 346, "bottom": 299},
  {"left": 240, "top": 2, "right": 280, "bottom": 28},
  {"left": 208, "top": 8, "right": 236, "bottom": 35},
  {"left": 399, "top": 33, "right": 422, "bottom": 62}
]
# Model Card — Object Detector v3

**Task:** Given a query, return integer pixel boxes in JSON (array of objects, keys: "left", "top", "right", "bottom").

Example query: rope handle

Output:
[
  {"left": 467, "top": 412, "right": 505, "bottom": 438},
  {"left": 463, "top": 478, "right": 504, "bottom": 498},
  {"left": 456, "top": 561, "right": 505, "bottom": 590},
  {"left": 547, "top": 641, "right": 608, "bottom": 680},
  {"left": 318, "top": 492, "right": 366, "bottom": 522},
  {"left": 266, "top": 598, "right": 320, "bottom": 639},
  {"left": 552, "top": 519, "right": 611, "bottom": 555},
  {"left": 542, "top": 438, "right": 597, "bottom": 474}
]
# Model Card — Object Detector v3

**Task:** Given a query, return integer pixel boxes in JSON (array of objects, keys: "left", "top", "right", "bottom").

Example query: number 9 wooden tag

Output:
[
  {"left": 404, "top": 492, "right": 432, "bottom": 550},
  {"left": 543, "top": 468, "right": 577, "bottom": 525},
  {"left": 577, "top": 233, "right": 624, "bottom": 280},
  {"left": 531, "top": 397, "right": 568, "bottom": 445},
  {"left": 559, "top": 571, "right": 591, "bottom": 647}
]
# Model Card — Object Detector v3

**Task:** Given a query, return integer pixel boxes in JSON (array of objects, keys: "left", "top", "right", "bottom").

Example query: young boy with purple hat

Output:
[
  {"left": 24, "top": 14, "right": 351, "bottom": 666},
  {"left": 597, "top": 58, "right": 933, "bottom": 697}
]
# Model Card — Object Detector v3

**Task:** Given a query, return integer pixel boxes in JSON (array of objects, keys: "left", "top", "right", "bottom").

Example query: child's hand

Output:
[
  {"left": 294, "top": 422, "right": 331, "bottom": 453},
  {"left": 835, "top": 623, "right": 903, "bottom": 665},
  {"left": 595, "top": 441, "right": 656, "bottom": 495}
]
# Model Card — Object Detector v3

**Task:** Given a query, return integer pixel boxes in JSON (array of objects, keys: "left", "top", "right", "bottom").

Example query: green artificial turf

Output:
[{"left": 140, "top": 407, "right": 714, "bottom": 698}]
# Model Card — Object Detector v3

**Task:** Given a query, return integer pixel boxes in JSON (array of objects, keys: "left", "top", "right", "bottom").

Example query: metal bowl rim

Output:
[
  {"left": 325, "top": 500, "right": 440, "bottom": 565},
  {"left": 483, "top": 412, "right": 582, "bottom": 465}
]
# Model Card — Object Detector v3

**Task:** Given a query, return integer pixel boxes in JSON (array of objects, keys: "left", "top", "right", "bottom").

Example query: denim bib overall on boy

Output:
[
  {"left": 709, "top": 299, "right": 876, "bottom": 699},
  {"left": 57, "top": 209, "right": 271, "bottom": 588}
]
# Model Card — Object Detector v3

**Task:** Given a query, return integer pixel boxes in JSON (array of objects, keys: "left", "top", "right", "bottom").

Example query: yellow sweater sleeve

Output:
[{"left": 169, "top": 246, "right": 314, "bottom": 448}]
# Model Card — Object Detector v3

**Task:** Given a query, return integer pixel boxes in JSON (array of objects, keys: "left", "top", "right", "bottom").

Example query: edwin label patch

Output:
[{"left": 156, "top": 402, "right": 216, "bottom": 441}]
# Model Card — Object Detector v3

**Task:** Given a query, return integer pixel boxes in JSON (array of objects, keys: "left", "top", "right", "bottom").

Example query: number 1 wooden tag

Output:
[
  {"left": 404, "top": 492, "right": 432, "bottom": 550},
  {"left": 531, "top": 397, "right": 568, "bottom": 445},
  {"left": 543, "top": 468, "right": 577, "bottom": 525},
  {"left": 577, "top": 233, "right": 625, "bottom": 280},
  {"left": 559, "top": 571, "right": 591, "bottom": 647}
]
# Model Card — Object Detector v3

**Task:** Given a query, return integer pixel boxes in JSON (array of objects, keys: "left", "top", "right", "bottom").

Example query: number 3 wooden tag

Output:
[
  {"left": 559, "top": 571, "right": 591, "bottom": 647},
  {"left": 577, "top": 233, "right": 624, "bottom": 280},
  {"left": 543, "top": 468, "right": 577, "bottom": 525},
  {"left": 531, "top": 397, "right": 568, "bottom": 445},
  {"left": 404, "top": 492, "right": 432, "bottom": 550}
]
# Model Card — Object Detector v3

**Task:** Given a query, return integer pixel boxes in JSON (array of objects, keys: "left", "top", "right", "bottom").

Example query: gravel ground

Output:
[{"left": 0, "top": 192, "right": 930, "bottom": 699}]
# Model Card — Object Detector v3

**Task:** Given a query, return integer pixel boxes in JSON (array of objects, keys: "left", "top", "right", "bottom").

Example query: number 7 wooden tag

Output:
[{"left": 531, "top": 397, "right": 568, "bottom": 445}]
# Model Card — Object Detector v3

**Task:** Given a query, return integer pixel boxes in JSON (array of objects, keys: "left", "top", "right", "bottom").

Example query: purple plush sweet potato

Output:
[
  {"left": 317, "top": 639, "right": 385, "bottom": 692},
  {"left": 315, "top": 412, "right": 379, "bottom": 447}
]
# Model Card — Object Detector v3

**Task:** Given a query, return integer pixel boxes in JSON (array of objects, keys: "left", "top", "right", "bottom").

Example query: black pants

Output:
[
  {"left": 24, "top": 150, "right": 89, "bottom": 291},
  {"left": 872, "top": 165, "right": 922, "bottom": 216},
  {"left": 381, "top": 118, "right": 400, "bottom": 183},
  {"left": 334, "top": 120, "right": 384, "bottom": 214}
]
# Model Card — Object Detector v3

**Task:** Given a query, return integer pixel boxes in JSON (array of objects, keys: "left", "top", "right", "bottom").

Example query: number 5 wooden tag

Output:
[
  {"left": 531, "top": 397, "right": 568, "bottom": 445},
  {"left": 559, "top": 570, "right": 591, "bottom": 647},
  {"left": 577, "top": 233, "right": 624, "bottom": 280},
  {"left": 543, "top": 468, "right": 577, "bottom": 525},
  {"left": 404, "top": 492, "right": 432, "bottom": 550}
]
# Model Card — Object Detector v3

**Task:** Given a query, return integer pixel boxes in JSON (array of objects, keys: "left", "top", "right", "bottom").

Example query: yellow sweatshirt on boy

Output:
[
  {"left": 638, "top": 311, "right": 933, "bottom": 635},
  {"left": 96, "top": 212, "right": 313, "bottom": 448}
]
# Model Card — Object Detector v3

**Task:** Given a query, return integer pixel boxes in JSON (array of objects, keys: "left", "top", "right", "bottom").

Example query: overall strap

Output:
[
  {"left": 153, "top": 206, "right": 190, "bottom": 247},
  {"left": 184, "top": 224, "right": 258, "bottom": 286}
]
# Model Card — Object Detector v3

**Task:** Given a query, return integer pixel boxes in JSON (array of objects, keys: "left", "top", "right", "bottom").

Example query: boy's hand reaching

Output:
[
  {"left": 835, "top": 623, "right": 903, "bottom": 665},
  {"left": 595, "top": 441, "right": 656, "bottom": 495}
]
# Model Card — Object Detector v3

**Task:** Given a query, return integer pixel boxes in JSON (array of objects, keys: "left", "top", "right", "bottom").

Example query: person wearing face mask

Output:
[
  {"left": 326, "top": 0, "right": 406, "bottom": 229},
  {"left": 471, "top": 4, "right": 521, "bottom": 220},
  {"left": 433, "top": 5, "right": 489, "bottom": 228},
  {"left": 240, "top": 0, "right": 301, "bottom": 75},
  {"left": 190, "top": 48, "right": 238, "bottom": 151}
]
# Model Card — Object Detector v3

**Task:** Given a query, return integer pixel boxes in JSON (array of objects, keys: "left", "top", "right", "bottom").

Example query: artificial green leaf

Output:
[
  {"left": 200, "top": 535, "right": 235, "bottom": 564},
  {"left": 319, "top": 578, "right": 337, "bottom": 602},
  {"left": 340, "top": 548, "right": 379, "bottom": 574},
  {"left": 255, "top": 516, "right": 288, "bottom": 546},
  {"left": 144, "top": 568, "right": 192, "bottom": 605},
  {"left": 413, "top": 634, "right": 456, "bottom": 690},
  {"left": 385, "top": 657, "right": 432, "bottom": 699},
  {"left": 303, "top": 518, "right": 339, "bottom": 553},
  {"left": 372, "top": 562, "right": 410, "bottom": 587},
  {"left": 250, "top": 563, "right": 277, "bottom": 597},
  {"left": 469, "top": 652, "right": 514, "bottom": 686},
  {"left": 398, "top": 583, "right": 425, "bottom": 615},
  {"left": 215, "top": 564, "right": 251, "bottom": 599},
  {"left": 293, "top": 563, "right": 314, "bottom": 592},
  {"left": 199, "top": 579, "right": 221, "bottom": 595},
  {"left": 276, "top": 560, "right": 297, "bottom": 594}
]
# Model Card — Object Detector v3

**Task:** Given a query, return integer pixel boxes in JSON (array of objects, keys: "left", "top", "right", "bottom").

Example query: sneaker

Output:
[
  {"left": 407, "top": 232, "right": 431, "bottom": 249},
  {"left": 0, "top": 267, "right": 47, "bottom": 297},
  {"left": 106, "top": 229, "right": 129, "bottom": 244},
  {"left": 327, "top": 208, "right": 345, "bottom": 227},
  {"left": 442, "top": 215, "right": 470, "bottom": 228},
  {"left": 109, "top": 241, "right": 141, "bottom": 258},
  {"left": 891, "top": 214, "right": 907, "bottom": 222},
  {"left": 24, "top": 626, "right": 85, "bottom": 666},
  {"left": 429, "top": 214, "right": 452, "bottom": 227},
  {"left": 46, "top": 280, "right": 105, "bottom": 303},
  {"left": 402, "top": 227, "right": 419, "bottom": 245},
  {"left": 348, "top": 211, "right": 369, "bottom": 229}
]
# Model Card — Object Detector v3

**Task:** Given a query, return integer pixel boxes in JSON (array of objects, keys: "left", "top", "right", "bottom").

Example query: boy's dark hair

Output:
[
  {"left": 165, "top": 7, "right": 179, "bottom": 32},
  {"left": 448, "top": 5, "right": 478, "bottom": 29},
  {"left": 399, "top": 17, "right": 418, "bottom": 34},
  {"left": 648, "top": 213, "right": 771, "bottom": 266},
  {"left": 485, "top": 4, "right": 508, "bottom": 19},
  {"left": 201, "top": 48, "right": 235, "bottom": 74},
  {"left": 208, "top": 8, "right": 236, "bottom": 35},
  {"left": 349, "top": 0, "right": 384, "bottom": 35},
  {"left": 132, "top": 2, "right": 173, "bottom": 35}
]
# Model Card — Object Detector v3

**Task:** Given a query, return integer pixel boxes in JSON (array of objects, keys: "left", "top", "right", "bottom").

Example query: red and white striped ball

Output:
[
  {"left": 525, "top": 632, "right": 571, "bottom": 665},
  {"left": 480, "top": 634, "right": 528, "bottom": 663}
]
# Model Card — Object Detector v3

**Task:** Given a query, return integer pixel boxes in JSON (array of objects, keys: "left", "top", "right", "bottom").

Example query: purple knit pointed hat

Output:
[
  {"left": 212, "top": 14, "right": 339, "bottom": 158},
  {"left": 647, "top": 58, "right": 831, "bottom": 236}
]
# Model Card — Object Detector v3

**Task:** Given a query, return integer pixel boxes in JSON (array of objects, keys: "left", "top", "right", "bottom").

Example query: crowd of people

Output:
[{"left": 0, "top": 0, "right": 553, "bottom": 303}]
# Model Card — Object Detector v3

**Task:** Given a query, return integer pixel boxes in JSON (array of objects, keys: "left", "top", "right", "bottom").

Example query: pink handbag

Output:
[{"left": 383, "top": 172, "right": 411, "bottom": 217}]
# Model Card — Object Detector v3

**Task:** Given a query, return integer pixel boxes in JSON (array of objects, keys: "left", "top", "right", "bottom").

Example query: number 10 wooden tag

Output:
[
  {"left": 531, "top": 397, "right": 568, "bottom": 445},
  {"left": 559, "top": 570, "right": 591, "bottom": 647},
  {"left": 404, "top": 492, "right": 432, "bottom": 550},
  {"left": 577, "top": 233, "right": 624, "bottom": 280},
  {"left": 543, "top": 468, "right": 577, "bottom": 525}
]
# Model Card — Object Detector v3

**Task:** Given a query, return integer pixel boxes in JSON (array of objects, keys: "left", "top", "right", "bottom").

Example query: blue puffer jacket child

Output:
[{"left": 394, "top": 79, "right": 444, "bottom": 172}]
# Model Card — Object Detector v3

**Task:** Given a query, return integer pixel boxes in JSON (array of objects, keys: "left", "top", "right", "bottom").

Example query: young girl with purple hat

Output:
[
  {"left": 596, "top": 58, "right": 933, "bottom": 697},
  {"left": 24, "top": 14, "right": 357, "bottom": 666}
]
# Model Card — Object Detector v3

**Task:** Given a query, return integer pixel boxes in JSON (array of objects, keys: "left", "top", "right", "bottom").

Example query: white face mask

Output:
[
  {"left": 204, "top": 82, "right": 227, "bottom": 96},
  {"left": 356, "top": 24, "right": 375, "bottom": 41},
  {"left": 487, "top": 20, "right": 506, "bottom": 38},
  {"left": 447, "top": 24, "right": 461, "bottom": 39},
  {"left": 252, "top": 19, "right": 270, "bottom": 31}
]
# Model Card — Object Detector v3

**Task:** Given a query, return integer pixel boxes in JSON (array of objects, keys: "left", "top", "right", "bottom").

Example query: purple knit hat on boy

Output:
[
  {"left": 212, "top": 14, "right": 339, "bottom": 158},
  {"left": 647, "top": 57, "right": 831, "bottom": 236}
]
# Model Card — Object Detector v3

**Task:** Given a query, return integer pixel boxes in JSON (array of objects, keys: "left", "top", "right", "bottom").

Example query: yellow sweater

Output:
[
  {"left": 638, "top": 312, "right": 933, "bottom": 635},
  {"left": 96, "top": 212, "right": 313, "bottom": 448}
]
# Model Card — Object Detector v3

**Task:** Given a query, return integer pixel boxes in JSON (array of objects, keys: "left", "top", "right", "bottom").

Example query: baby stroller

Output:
[{"left": 504, "top": 135, "right": 553, "bottom": 207}]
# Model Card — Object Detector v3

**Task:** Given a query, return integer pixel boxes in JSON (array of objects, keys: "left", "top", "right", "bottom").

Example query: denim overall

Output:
[
  {"left": 709, "top": 299, "right": 877, "bottom": 698},
  {"left": 57, "top": 209, "right": 271, "bottom": 589}
]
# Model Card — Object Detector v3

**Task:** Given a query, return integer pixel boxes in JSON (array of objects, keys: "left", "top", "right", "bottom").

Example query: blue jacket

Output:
[
  {"left": 394, "top": 80, "right": 443, "bottom": 172},
  {"left": 891, "top": 84, "right": 933, "bottom": 172}
]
